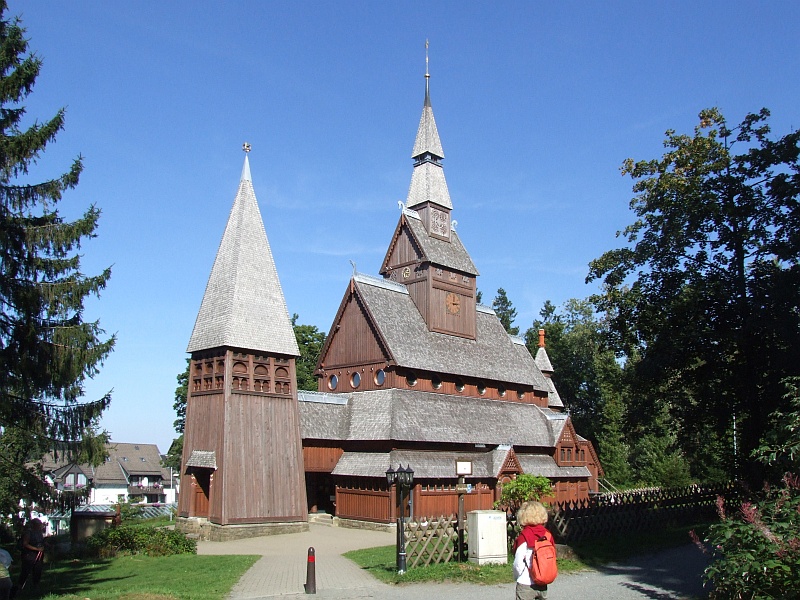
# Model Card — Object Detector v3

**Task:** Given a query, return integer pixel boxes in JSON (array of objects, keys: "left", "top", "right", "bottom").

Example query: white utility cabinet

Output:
[{"left": 467, "top": 510, "right": 508, "bottom": 565}]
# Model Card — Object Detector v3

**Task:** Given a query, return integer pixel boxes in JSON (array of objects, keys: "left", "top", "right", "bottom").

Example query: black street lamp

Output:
[{"left": 386, "top": 463, "right": 414, "bottom": 574}]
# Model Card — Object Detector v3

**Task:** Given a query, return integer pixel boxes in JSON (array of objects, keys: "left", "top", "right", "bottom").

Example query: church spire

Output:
[
  {"left": 407, "top": 40, "right": 452, "bottom": 211},
  {"left": 411, "top": 40, "right": 445, "bottom": 161},
  {"left": 187, "top": 146, "right": 299, "bottom": 356}
]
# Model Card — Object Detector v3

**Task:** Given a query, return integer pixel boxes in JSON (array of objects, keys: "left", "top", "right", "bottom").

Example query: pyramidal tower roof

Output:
[
  {"left": 187, "top": 151, "right": 299, "bottom": 357},
  {"left": 406, "top": 44, "right": 452, "bottom": 210}
]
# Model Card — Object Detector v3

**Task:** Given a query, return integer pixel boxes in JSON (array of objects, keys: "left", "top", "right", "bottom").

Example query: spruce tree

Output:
[{"left": 0, "top": 2, "right": 114, "bottom": 520}]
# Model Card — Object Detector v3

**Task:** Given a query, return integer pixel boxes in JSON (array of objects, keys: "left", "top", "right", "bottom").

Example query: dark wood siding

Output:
[
  {"left": 303, "top": 446, "right": 344, "bottom": 472},
  {"left": 320, "top": 294, "right": 387, "bottom": 371},
  {"left": 222, "top": 374, "right": 307, "bottom": 524}
]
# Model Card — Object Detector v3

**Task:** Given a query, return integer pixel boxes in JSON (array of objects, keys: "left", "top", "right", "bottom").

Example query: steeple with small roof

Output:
[{"left": 406, "top": 41, "right": 453, "bottom": 240}]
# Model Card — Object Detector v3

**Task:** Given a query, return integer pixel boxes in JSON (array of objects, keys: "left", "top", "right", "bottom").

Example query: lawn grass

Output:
[
  {"left": 344, "top": 522, "right": 706, "bottom": 585},
  {"left": 23, "top": 554, "right": 259, "bottom": 600}
]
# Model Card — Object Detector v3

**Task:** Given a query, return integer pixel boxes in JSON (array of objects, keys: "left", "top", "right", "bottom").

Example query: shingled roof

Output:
[
  {"left": 352, "top": 274, "right": 547, "bottom": 390},
  {"left": 298, "top": 388, "right": 557, "bottom": 447},
  {"left": 332, "top": 447, "right": 513, "bottom": 479},
  {"left": 186, "top": 155, "right": 299, "bottom": 356},
  {"left": 407, "top": 71, "right": 451, "bottom": 210},
  {"left": 404, "top": 211, "right": 477, "bottom": 274}
]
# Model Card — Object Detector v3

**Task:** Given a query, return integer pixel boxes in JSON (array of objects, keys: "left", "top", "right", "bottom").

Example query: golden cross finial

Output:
[
  {"left": 425, "top": 39, "right": 429, "bottom": 78},
  {"left": 242, "top": 142, "right": 251, "bottom": 153}
]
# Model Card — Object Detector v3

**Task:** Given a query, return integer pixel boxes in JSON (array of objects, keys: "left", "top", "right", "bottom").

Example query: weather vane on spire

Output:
[
  {"left": 425, "top": 39, "right": 429, "bottom": 78},
  {"left": 242, "top": 142, "right": 251, "bottom": 153}
]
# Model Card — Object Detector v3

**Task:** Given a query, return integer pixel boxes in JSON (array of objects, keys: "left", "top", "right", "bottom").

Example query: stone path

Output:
[{"left": 198, "top": 524, "right": 709, "bottom": 599}]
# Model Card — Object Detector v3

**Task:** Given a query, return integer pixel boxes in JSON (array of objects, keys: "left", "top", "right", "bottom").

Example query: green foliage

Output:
[
  {"left": 0, "top": 3, "right": 113, "bottom": 522},
  {"left": 596, "top": 394, "right": 632, "bottom": 487},
  {"left": 173, "top": 359, "right": 189, "bottom": 433},
  {"left": 494, "top": 474, "right": 553, "bottom": 512},
  {"left": 701, "top": 378, "right": 800, "bottom": 598},
  {"left": 525, "top": 299, "right": 623, "bottom": 445},
  {"left": 491, "top": 288, "right": 519, "bottom": 335},
  {"left": 85, "top": 524, "right": 196, "bottom": 558},
  {"left": 291, "top": 313, "right": 326, "bottom": 391},
  {"left": 588, "top": 108, "right": 800, "bottom": 484},
  {"left": 162, "top": 435, "right": 183, "bottom": 471}
]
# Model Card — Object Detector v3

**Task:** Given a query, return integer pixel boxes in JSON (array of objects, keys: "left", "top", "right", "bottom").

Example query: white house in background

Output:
[{"left": 43, "top": 442, "right": 178, "bottom": 505}]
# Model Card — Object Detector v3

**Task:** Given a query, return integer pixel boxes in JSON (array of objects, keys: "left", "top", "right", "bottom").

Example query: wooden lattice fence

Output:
[
  {"left": 403, "top": 514, "right": 462, "bottom": 568},
  {"left": 547, "top": 482, "right": 740, "bottom": 544}
]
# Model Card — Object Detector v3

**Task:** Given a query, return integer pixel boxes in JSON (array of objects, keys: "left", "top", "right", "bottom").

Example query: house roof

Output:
[
  {"left": 517, "top": 454, "right": 591, "bottom": 478},
  {"left": 330, "top": 448, "right": 588, "bottom": 480},
  {"left": 535, "top": 347, "right": 554, "bottom": 373},
  {"left": 333, "top": 448, "right": 510, "bottom": 479},
  {"left": 40, "top": 443, "right": 165, "bottom": 486},
  {"left": 299, "top": 388, "right": 557, "bottom": 447},
  {"left": 352, "top": 274, "right": 548, "bottom": 390},
  {"left": 186, "top": 450, "right": 217, "bottom": 470},
  {"left": 186, "top": 154, "right": 299, "bottom": 357}
]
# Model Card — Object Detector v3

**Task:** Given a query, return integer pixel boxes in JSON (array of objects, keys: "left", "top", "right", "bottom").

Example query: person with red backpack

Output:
[{"left": 512, "top": 501, "right": 557, "bottom": 600}]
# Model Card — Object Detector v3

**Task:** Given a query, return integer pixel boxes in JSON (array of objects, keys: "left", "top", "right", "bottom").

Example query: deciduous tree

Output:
[{"left": 588, "top": 108, "right": 800, "bottom": 483}]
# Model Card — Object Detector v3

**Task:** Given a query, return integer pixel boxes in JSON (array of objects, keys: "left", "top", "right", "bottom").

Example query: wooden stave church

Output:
[{"left": 178, "top": 66, "right": 602, "bottom": 535}]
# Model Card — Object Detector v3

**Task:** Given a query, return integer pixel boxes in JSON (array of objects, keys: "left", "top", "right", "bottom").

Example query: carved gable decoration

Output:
[
  {"left": 557, "top": 420, "right": 577, "bottom": 447},
  {"left": 501, "top": 449, "right": 522, "bottom": 476}
]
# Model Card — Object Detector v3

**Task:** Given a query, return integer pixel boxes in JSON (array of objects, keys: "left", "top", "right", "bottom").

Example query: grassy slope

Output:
[{"left": 33, "top": 554, "right": 259, "bottom": 600}]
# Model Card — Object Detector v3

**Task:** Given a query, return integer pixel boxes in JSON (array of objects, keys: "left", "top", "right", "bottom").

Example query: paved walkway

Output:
[{"left": 198, "top": 524, "right": 709, "bottom": 599}]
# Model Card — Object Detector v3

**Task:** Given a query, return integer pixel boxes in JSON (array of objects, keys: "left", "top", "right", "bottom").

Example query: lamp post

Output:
[{"left": 386, "top": 464, "right": 414, "bottom": 574}]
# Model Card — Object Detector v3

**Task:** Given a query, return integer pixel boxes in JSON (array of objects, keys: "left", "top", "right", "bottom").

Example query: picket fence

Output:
[
  {"left": 547, "top": 482, "right": 739, "bottom": 543},
  {"left": 401, "top": 483, "right": 738, "bottom": 569}
]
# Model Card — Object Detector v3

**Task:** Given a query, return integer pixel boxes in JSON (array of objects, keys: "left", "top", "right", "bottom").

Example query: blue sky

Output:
[{"left": 12, "top": 2, "right": 799, "bottom": 454}]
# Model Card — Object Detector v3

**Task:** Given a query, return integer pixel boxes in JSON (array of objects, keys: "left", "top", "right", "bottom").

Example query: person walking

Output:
[
  {"left": 0, "top": 547, "right": 12, "bottom": 600},
  {"left": 16, "top": 519, "right": 45, "bottom": 592},
  {"left": 512, "top": 501, "right": 556, "bottom": 600}
]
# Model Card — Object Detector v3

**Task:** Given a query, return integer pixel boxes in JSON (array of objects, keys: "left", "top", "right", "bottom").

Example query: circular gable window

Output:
[
  {"left": 477, "top": 381, "right": 487, "bottom": 395},
  {"left": 328, "top": 374, "right": 338, "bottom": 391},
  {"left": 350, "top": 372, "right": 361, "bottom": 388},
  {"left": 432, "top": 374, "right": 442, "bottom": 390},
  {"left": 406, "top": 371, "right": 418, "bottom": 387},
  {"left": 374, "top": 369, "right": 386, "bottom": 386},
  {"left": 455, "top": 379, "right": 465, "bottom": 393},
  {"left": 498, "top": 384, "right": 506, "bottom": 397}
]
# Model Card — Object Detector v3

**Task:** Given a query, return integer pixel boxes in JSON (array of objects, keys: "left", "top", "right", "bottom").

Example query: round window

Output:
[
  {"left": 432, "top": 374, "right": 442, "bottom": 390},
  {"left": 455, "top": 379, "right": 464, "bottom": 392},
  {"left": 406, "top": 371, "right": 418, "bottom": 387},
  {"left": 517, "top": 389, "right": 525, "bottom": 400},
  {"left": 477, "top": 381, "right": 487, "bottom": 395},
  {"left": 328, "top": 374, "right": 338, "bottom": 391},
  {"left": 350, "top": 372, "right": 361, "bottom": 388},
  {"left": 374, "top": 369, "right": 386, "bottom": 386},
  {"left": 498, "top": 385, "right": 506, "bottom": 397}
]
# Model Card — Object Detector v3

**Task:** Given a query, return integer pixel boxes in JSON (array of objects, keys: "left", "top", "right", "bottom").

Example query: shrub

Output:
[
  {"left": 698, "top": 378, "right": 800, "bottom": 598},
  {"left": 86, "top": 524, "right": 196, "bottom": 558},
  {"left": 494, "top": 474, "right": 553, "bottom": 513}
]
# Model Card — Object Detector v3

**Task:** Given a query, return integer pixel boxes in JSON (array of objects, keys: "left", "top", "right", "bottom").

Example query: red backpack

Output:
[{"left": 517, "top": 528, "right": 558, "bottom": 586}]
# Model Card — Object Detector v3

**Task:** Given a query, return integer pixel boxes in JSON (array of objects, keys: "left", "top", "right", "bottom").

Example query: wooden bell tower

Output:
[{"left": 177, "top": 146, "right": 307, "bottom": 537}]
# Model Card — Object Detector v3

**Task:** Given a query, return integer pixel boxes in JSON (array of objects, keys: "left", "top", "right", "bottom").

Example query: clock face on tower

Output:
[{"left": 445, "top": 292, "right": 461, "bottom": 315}]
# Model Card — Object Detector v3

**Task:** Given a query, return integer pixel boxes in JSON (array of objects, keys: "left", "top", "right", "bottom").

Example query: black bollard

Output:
[{"left": 304, "top": 546, "right": 316, "bottom": 594}]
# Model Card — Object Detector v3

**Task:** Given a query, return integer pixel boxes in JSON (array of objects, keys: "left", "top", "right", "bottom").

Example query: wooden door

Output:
[{"left": 192, "top": 471, "right": 210, "bottom": 517}]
